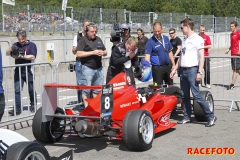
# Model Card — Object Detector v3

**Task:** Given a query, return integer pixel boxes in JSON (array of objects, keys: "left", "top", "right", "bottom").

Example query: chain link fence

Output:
[{"left": 0, "top": 4, "right": 239, "bottom": 36}]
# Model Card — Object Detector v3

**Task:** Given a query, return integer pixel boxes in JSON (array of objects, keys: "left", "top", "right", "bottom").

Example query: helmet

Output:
[
  {"left": 134, "top": 60, "right": 152, "bottom": 82},
  {"left": 121, "top": 23, "right": 130, "bottom": 30},
  {"left": 138, "top": 66, "right": 152, "bottom": 82}
]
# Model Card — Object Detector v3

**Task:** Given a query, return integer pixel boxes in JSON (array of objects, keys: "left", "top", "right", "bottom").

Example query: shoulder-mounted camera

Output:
[{"left": 110, "top": 23, "right": 124, "bottom": 43}]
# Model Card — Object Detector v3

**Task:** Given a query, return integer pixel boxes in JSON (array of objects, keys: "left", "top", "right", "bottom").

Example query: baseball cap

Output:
[{"left": 121, "top": 23, "right": 130, "bottom": 30}]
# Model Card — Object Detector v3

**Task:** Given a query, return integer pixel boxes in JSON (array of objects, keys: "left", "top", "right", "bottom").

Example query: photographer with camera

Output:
[
  {"left": 6, "top": 30, "right": 37, "bottom": 116},
  {"left": 106, "top": 36, "right": 140, "bottom": 86},
  {"left": 110, "top": 22, "right": 131, "bottom": 45}
]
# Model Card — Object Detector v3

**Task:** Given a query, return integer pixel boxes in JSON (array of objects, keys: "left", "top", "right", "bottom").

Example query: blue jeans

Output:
[
  {"left": 179, "top": 67, "right": 214, "bottom": 119},
  {"left": 75, "top": 61, "right": 83, "bottom": 104},
  {"left": 14, "top": 72, "right": 36, "bottom": 112},
  {"left": 80, "top": 65, "right": 103, "bottom": 97}
]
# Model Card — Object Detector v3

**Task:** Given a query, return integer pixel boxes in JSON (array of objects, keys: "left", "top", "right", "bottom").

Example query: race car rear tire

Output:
[
  {"left": 193, "top": 91, "right": 214, "bottom": 122},
  {"left": 122, "top": 110, "right": 154, "bottom": 151},
  {"left": 32, "top": 107, "right": 66, "bottom": 143},
  {"left": 5, "top": 141, "right": 50, "bottom": 160}
]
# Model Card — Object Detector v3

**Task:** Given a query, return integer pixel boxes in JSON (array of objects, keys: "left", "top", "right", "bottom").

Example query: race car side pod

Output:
[
  {"left": 154, "top": 85, "right": 182, "bottom": 104},
  {"left": 75, "top": 120, "right": 104, "bottom": 137}
]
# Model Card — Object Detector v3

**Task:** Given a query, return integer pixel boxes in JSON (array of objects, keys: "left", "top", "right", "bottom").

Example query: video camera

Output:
[
  {"left": 10, "top": 45, "right": 25, "bottom": 58},
  {"left": 110, "top": 22, "right": 123, "bottom": 43},
  {"left": 110, "top": 12, "right": 124, "bottom": 43}
]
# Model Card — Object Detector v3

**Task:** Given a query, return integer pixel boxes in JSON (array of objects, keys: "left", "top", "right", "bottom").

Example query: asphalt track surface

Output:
[{"left": 1, "top": 49, "right": 240, "bottom": 160}]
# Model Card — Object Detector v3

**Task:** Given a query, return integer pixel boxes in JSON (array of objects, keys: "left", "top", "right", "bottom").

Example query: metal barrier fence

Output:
[
  {"left": 0, "top": 4, "right": 239, "bottom": 36},
  {"left": 171, "top": 56, "right": 240, "bottom": 112},
  {"left": 1, "top": 56, "right": 240, "bottom": 123},
  {"left": 1, "top": 62, "right": 53, "bottom": 123}
]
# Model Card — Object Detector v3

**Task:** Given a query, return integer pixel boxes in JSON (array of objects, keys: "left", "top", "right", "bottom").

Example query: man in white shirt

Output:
[{"left": 170, "top": 18, "right": 217, "bottom": 127}]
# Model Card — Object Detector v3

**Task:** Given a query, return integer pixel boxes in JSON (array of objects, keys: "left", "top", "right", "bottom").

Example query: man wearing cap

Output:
[{"left": 121, "top": 23, "right": 131, "bottom": 43}]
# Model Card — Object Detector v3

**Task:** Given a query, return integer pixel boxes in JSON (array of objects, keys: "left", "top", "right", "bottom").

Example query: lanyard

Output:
[{"left": 155, "top": 35, "right": 165, "bottom": 49}]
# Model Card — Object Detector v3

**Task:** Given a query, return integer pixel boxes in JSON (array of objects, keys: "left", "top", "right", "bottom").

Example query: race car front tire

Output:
[
  {"left": 193, "top": 91, "right": 214, "bottom": 122},
  {"left": 32, "top": 107, "right": 66, "bottom": 143},
  {"left": 122, "top": 110, "right": 154, "bottom": 151},
  {"left": 5, "top": 141, "right": 50, "bottom": 160}
]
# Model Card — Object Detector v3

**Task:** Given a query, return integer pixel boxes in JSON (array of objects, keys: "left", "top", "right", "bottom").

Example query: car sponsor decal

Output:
[
  {"left": 157, "top": 111, "right": 171, "bottom": 126},
  {"left": 120, "top": 103, "right": 131, "bottom": 108},
  {"left": 100, "top": 84, "right": 113, "bottom": 126},
  {"left": 137, "top": 94, "right": 147, "bottom": 103}
]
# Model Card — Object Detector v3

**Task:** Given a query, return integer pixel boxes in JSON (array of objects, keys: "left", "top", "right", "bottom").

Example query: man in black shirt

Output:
[
  {"left": 169, "top": 28, "right": 182, "bottom": 77},
  {"left": 76, "top": 22, "right": 107, "bottom": 107},
  {"left": 6, "top": 30, "right": 37, "bottom": 115},
  {"left": 169, "top": 28, "right": 182, "bottom": 65}
]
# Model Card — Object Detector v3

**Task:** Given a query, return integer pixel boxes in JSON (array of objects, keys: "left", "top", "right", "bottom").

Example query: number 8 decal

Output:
[{"left": 105, "top": 96, "right": 110, "bottom": 109}]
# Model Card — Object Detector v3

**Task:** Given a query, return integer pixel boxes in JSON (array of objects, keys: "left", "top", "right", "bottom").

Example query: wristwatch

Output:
[{"left": 198, "top": 71, "right": 203, "bottom": 75}]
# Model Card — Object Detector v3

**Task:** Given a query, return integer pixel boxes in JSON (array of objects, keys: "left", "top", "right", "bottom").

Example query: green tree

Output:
[{"left": 12, "top": 0, "right": 240, "bottom": 18}]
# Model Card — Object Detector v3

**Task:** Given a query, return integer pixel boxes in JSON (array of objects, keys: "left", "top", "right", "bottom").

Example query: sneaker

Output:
[
  {"left": 205, "top": 116, "right": 217, "bottom": 127},
  {"left": 8, "top": 109, "right": 21, "bottom": 116},
  {"left": 30, "top": 105, "right": 35, "bottom": 113},
  {"left": 177, "top": 117, "right": 191, "bottom": 124},
  {"left": 206, "top": 84, "right": 211, "bottom": 89},
  {"left": 228, "top": 84, "right": 235, "bottom": 90}
]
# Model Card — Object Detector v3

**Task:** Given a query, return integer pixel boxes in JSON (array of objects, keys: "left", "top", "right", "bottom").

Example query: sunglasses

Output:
[
  {"left": 16, "top": 31, "right": 26, "bottom": 36},
  {"left": 169, "top": 32, "right": 175, "bottom": 34}
]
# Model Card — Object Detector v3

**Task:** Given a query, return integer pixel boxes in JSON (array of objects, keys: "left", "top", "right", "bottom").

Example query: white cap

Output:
[{"left": 121, "top": 23, "right": 130, "bottom": 30}]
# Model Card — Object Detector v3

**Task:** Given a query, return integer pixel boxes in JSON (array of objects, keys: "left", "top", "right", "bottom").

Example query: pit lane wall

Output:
[{"left": 0, "top": 32, "right": 231, "bottom": 66}]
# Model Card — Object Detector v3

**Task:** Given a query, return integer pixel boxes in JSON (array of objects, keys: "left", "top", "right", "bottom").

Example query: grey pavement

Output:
[{"left": 1, "top": 107, "right": 239, "bottom": 160}]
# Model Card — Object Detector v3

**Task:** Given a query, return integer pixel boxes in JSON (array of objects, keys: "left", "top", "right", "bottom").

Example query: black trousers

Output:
[
  {"left": 152, "top": 64, "right": 173, "bottom": 85},
  {"left": 203, "top": 58, "right": 210, "bottom": 85}
]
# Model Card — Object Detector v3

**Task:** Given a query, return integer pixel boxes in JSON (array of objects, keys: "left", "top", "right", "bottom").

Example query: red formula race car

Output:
[{"left": 32, "top": 71, "right": 213, "bottom": 151}]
